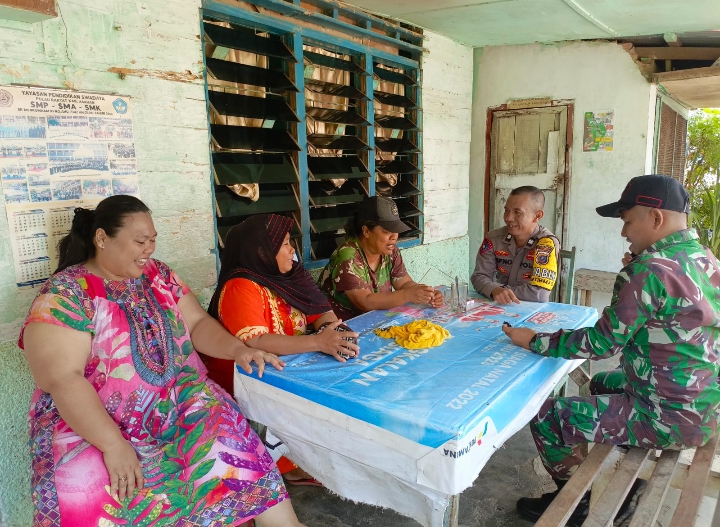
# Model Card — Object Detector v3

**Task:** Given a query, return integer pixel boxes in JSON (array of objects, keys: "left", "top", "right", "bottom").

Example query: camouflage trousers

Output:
[{"left": 531, "top": 369, "right": 680, "bottom": 480}]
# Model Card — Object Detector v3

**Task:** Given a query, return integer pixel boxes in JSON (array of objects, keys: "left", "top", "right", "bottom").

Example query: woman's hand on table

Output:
[
  {"left": 102, "top": 437, "right": 144, "bottom": 502},
  {"left": 429, "top": 289, "right": 444, "bottom": 308},
  {"left": 315, "top": 320, "right": 360, "bottom": 362},
  {"left": 233, "top": 345, "right": 285, "bottom": 378},
  {"left": 502, "top": 324, "right": 537, "bottom": 350},
  {"left": 404, "top": 283, "right": 437, "bottom": 305}
]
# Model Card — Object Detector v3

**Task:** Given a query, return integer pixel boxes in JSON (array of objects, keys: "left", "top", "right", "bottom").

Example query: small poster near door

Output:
[{"left": 583, "top": 110, "right": 614, "bottom": 152}]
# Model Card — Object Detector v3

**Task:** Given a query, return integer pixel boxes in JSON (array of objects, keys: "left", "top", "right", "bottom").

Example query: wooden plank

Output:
[
  {"left": 546, "top": 131, "right": 559, "bottom": 175},
  {"left": 664, "top": 32, "right": 682, "bottom": 47},
  {"left": 635, "top": 47, "right": 720, "bottom": 61},
  {"left": 495, "top": 173, "right": 557, "bottom": 188},
  {"left": 669, "top": 434, "right": 720, "bottom": 527},
  {"left": 662, "top": 75, "right": 720, "bottom": 109},
  {"left": 574, "top": 269, "right": 616, "bottom": 294},
  {"left": 496, "top": 116, "right": 515, "bottom": 175},
  {"left": 494, "top": 107, "right": 562, "bottom": 118},
  {"left": 589, "top": 447, "right": 625, "bottom": 510},
  {"left": 556, "top": 107, "right": 567, "bottom": 175},
  {"left": 535, "top": 444, "right": 615, "bottom": 527},
  {"left": 0, "top": 0, "right": 57, "bottom": 20},
  {"left": 538, "top": 113, "right": 556, "bottom": 173},
  {"left": 514, "top": 114, "right": 541, "bottom": 174},
  {"left": 442, "top": 494, "right": 459, "bottom": 527},
  {"left": 584, "top": 447, "right": 651, "bottom": 527},
  {"left": 712, "top": 492, "right": 720, "bottom": 527},
  {"left": 655, "top": 67, "right": 720, "bottom": 83},
  {"left": 628, "top": 450, "right": 680, "bottom": 527}
]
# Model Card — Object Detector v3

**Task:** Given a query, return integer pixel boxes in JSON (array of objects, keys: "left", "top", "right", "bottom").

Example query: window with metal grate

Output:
[{"left": 201, "top": 7, "right": 424, "bottom": 268}]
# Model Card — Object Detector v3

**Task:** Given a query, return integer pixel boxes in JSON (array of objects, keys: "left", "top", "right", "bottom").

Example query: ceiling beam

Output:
[
  {"left": 635, "top": 47, "right": 720, "bottom": 61},
  {"left": 663, "top": 32, "right": 683, "bottom": 47},
  {"left": 560, "top": 0, "right": 619, "bottom": 37},
  {"left": 655, "top": 66, "right": 720, "bottom": 83}
]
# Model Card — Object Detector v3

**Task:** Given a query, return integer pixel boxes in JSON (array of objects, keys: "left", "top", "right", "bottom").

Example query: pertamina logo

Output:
[{"left": 442, "top": 421, "right": 490, "bottom": 458}]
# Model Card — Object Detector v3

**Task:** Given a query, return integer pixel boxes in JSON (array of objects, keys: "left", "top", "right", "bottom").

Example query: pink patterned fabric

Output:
[{"left": 19, "top": 259, "right": 287, "bottom": 527}]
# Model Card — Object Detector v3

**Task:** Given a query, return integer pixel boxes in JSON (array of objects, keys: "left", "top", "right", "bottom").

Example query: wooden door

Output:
[{"left": 488, "top": 106, "right": 568, "bottom": 239}]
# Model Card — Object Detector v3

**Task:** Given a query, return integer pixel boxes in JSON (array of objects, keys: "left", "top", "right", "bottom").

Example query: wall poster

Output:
[
  {"left": 0, "top": 85, "right": 140, "bottom": 287},
  {"left": 583, "top": 110, "right": 614, "bottom": 152}
]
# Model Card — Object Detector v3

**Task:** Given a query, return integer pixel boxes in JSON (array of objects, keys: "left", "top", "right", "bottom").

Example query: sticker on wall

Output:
[
  {"left": 583, "top": 110, "right": 614, "bottom": 152},
  {"left": 0, "top": 85, "right": 140, "bottom": 288}
]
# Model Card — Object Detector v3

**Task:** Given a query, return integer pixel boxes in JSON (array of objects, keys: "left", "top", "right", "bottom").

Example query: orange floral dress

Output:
[{"left": 204, "top": 278, "right": 322, "bottom": 395}]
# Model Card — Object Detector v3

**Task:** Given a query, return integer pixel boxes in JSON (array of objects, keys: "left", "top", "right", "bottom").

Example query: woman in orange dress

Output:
[{"left": 205, "top": 214, "right": 359, "bottom": 484}]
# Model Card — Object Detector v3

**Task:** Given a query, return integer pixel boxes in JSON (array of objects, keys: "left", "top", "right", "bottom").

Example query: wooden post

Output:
[{"left": 443, "top": 494, "right": 459, "bottom": 527}]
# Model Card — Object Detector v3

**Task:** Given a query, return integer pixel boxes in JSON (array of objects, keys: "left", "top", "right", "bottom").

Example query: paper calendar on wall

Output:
[{"left": 0, "top": 86, "right": 140, "bottom": 287}]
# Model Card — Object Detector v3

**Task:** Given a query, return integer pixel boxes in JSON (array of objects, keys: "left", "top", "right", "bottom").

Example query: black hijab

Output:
[{"left": 208, "top": 214, "right": 331, "bottom": 319}]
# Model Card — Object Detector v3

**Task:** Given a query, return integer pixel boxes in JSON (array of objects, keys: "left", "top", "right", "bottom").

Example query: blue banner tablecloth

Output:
[{"left": 237, "top": 299, "right": 597, "bottom": 449}]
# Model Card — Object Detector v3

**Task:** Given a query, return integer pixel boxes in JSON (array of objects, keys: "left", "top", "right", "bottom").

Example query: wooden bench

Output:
[
  {"left": 573, "top": 269, "right": 616, "bottom": 308},
  {"left": 536, "top": 433, "right": 720, "bottom": 527}
]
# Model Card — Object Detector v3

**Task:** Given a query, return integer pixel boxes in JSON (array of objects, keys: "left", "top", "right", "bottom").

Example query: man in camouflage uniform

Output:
[
  {"left": 471, "top": 186, "right": 560, "bottom": 304},
  {"left": 503, "top": 174, "right": 720, "bottom": 524}
]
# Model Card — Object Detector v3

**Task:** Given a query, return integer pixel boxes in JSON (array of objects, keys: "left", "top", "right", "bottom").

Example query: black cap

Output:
[
  {"left": 357, "top": 196, "right": 411, "bottom": 233},
  {"left": 596, "top": 174, "right": 690, "bottom": 218}
]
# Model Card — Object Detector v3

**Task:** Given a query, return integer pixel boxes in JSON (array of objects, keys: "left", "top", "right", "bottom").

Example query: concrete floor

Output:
[{"left": 287, "top": 424, "right": 553, "bottom": 527}]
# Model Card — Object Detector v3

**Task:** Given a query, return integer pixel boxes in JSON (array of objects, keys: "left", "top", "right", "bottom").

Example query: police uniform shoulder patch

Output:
[
  {"left": 530, "top": 237, "right": 558, "bottom": 291},
  {"left": 480, "top": 238, "right": 494, "bottom": 254}
]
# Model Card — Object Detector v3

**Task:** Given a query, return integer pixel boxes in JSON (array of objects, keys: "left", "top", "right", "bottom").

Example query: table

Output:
[{"left": 233, "top": 299, "right": 598, "bottom": 527}]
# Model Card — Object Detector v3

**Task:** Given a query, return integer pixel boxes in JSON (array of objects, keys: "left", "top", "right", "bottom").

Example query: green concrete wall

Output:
[
  {"left": 0, "top": 4, "right": 471, "bottom": 525},
  {"left": 0, "top": 2, "right": 213, "bottom": 524}
]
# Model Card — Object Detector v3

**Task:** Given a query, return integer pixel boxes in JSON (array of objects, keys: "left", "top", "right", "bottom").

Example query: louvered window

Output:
[
  {"left": 655, "top": 101, "right": 688, "bottom": 183},
  {"left": 201, "top": 8, "right": 423, "bottom": 268}
]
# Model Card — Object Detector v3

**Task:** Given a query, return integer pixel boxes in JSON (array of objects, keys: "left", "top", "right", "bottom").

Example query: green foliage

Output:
[
  {"left": 685, "top": 110, "right": 720, "bottom": 256},
  {"left": 691, "top": 183, "right": 720, "bottom": 255},
  {"left": 686, "top": 110, "right": 720, "bottom": 189}
]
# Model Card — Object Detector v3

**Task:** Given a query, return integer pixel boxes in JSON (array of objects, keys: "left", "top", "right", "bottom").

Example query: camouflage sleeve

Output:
[
  {"left": 508, "top": 237, "right": 558, "bottom": 302},
  {"left": 471, "top": 237, "right": 504, "bottom": 298},
  {"left": 331, "top": 246, "right": 372, "bottom": 293},
  {"left": 530, "top": 261, "right": 664, "bottom": 359},
  {"left": 390, "top": 245, "right": 408, "bottom": 283}
]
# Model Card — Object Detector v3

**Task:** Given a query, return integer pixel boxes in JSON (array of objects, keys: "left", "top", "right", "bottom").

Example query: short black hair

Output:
[{"left": 510, "top": 186, "right": 545, "bottom": 212}]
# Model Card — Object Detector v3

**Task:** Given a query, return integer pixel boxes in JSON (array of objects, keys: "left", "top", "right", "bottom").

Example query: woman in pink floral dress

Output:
[{"left": 19, "top": 195, "right": 308, "bottom": 527}]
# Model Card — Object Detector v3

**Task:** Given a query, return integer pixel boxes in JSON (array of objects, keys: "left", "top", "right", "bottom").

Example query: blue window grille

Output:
[{"left": 201, "top": 0, "right": 424, "bottom": 269}]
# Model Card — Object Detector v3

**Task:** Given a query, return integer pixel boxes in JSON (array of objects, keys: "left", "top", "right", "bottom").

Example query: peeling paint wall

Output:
[
  {"left": 469, "top": 41, "right": 655, "bottom": 309},
  {"left": 0, "top": 5, "right": 472, "bottom": 524},
  {"left": 421, "top": 32, "right": 473, "bottom": 247}
]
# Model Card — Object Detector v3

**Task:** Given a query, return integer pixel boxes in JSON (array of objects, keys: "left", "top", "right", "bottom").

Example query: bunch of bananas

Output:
[{"left": 374, "top": 319, "right": 451, "bottom": 349}]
